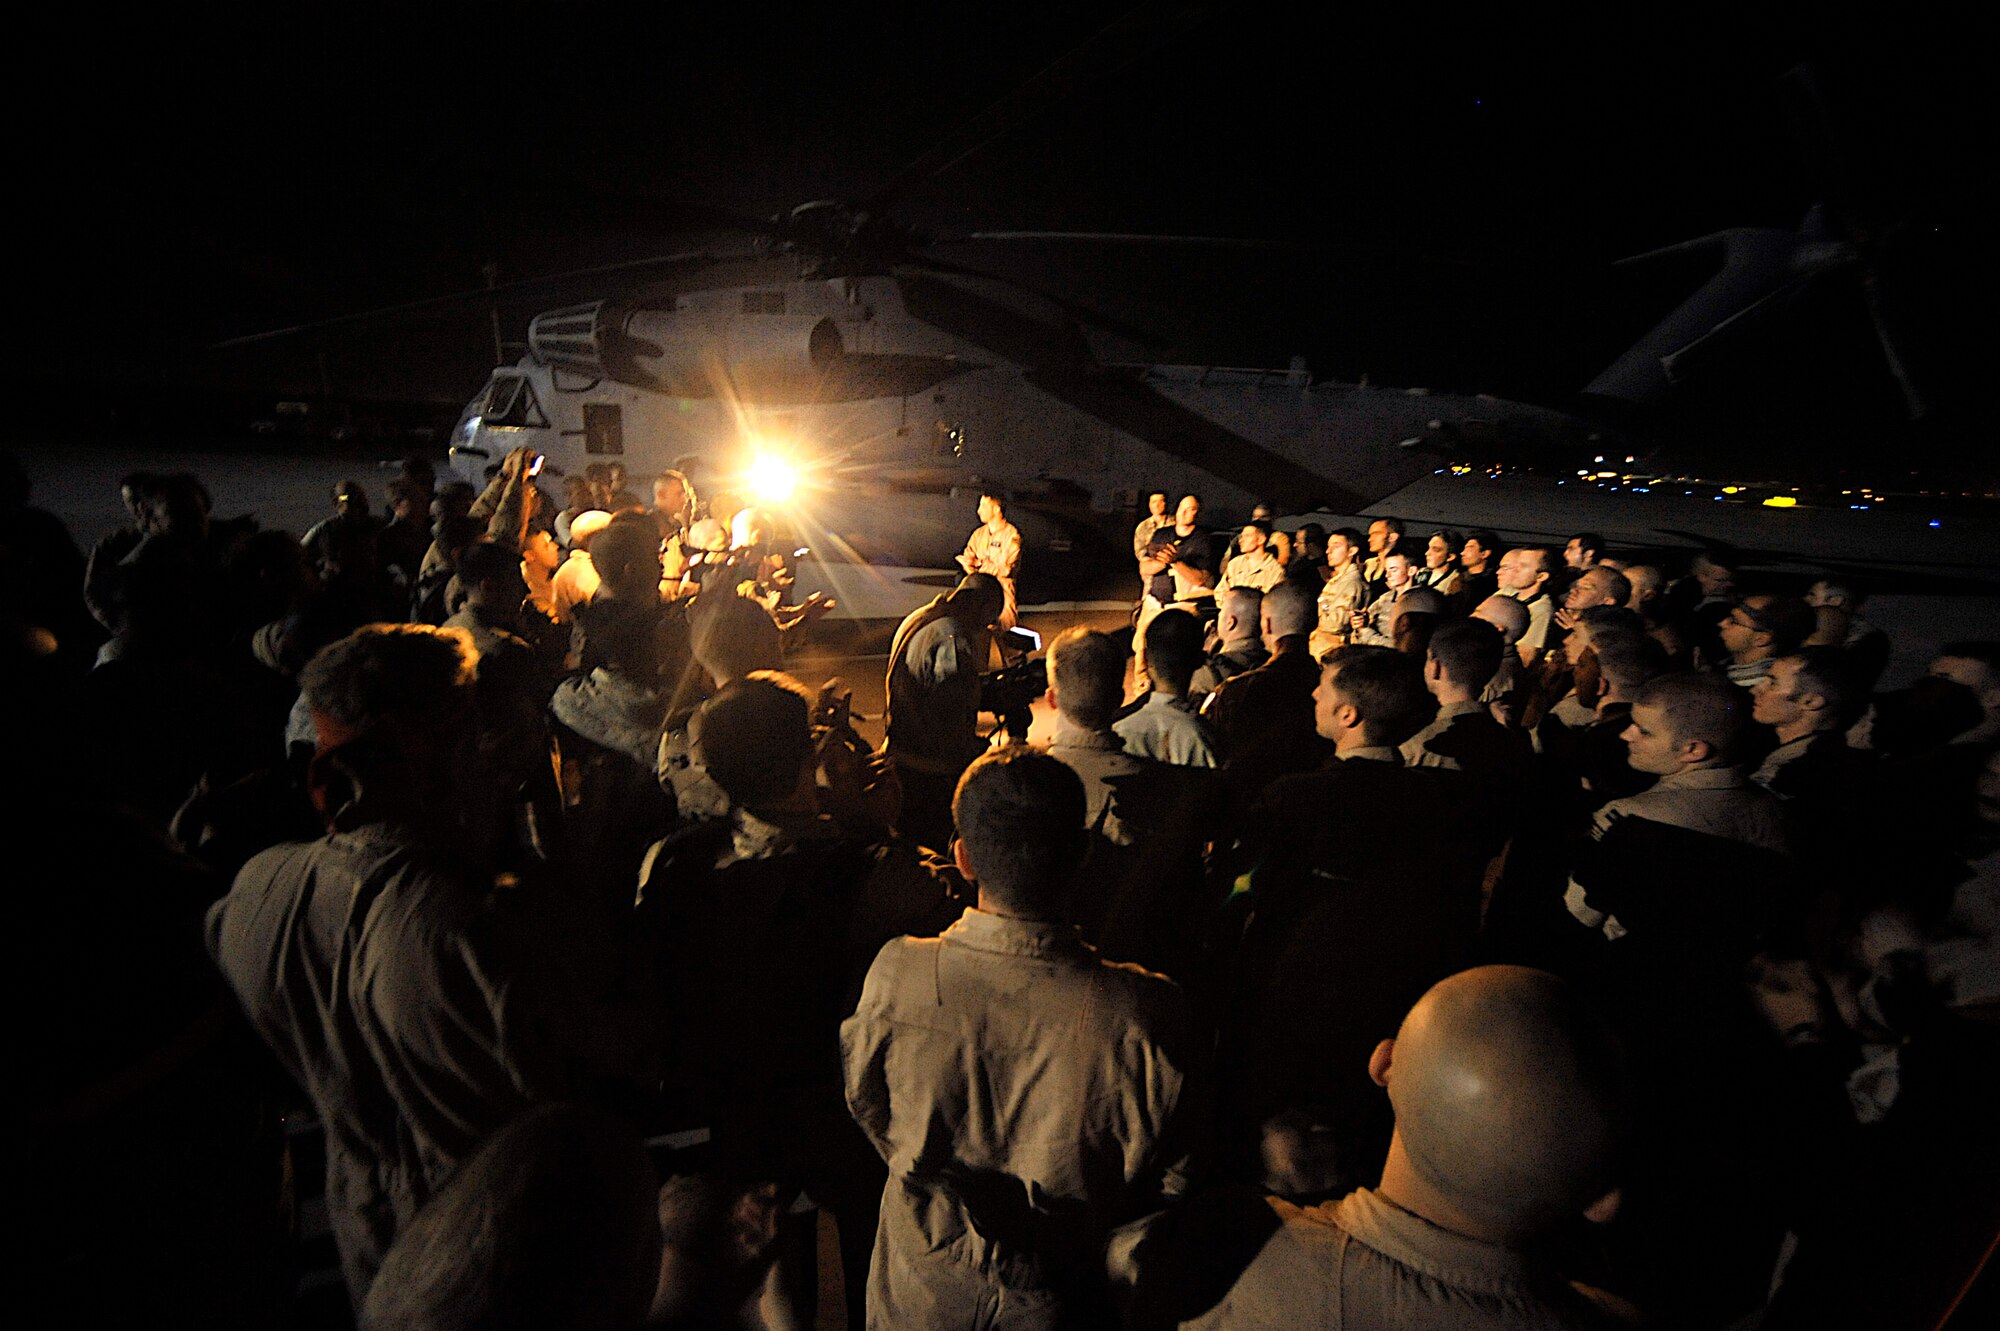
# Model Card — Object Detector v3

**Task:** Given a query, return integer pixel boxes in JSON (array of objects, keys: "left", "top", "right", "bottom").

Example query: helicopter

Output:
[
  {"left": 442, "top": 204, "right": 1636, "bottom": 576},
  {"left": 435, "top": 190, "right": 1995, "bottom": 598}
]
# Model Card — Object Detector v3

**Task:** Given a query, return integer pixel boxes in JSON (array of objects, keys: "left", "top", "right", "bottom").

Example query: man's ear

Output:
[
  {"left": 1340, "top": 702, "right": 1363, "bottom": 734},
  {"left": 1684, "top": 737, "right": 1713, "bottom": 766},
  {"left": 1583, "top": 1188, "right": 1622, "bottom": 1224},
  {"left": 952, "top": 837, "right": 978, "bottom": 883},
  {"left": 1368, "top": 1038, "right": 1395, "bottom": 1088}
]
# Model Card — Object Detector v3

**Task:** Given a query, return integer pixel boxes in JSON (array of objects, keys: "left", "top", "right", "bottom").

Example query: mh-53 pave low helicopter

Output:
[{"left": 432, "top": 192, "right": 1978, "bottom": 594}]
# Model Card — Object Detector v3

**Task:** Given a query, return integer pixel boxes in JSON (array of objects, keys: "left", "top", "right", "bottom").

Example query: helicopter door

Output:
[{"left": 583, "top": 403, "right": 624, "bottom": 455}]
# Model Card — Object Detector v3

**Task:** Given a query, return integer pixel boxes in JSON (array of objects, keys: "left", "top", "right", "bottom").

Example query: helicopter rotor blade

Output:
[
  {"left": 944, "top": 231, "right": 1285, "bottom": 249},
  {"left": 902, "top": 249, "right": 1173, "bottom": 348},
  {"left": 209, "top": 250, "right": 734, "bottom": 350}
]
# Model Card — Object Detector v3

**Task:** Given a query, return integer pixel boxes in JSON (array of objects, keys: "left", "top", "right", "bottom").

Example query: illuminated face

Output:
[
  {"left": 1497, "top": 550, "right": 1543, "bottom": 594},
  {"left": 1175, "top": 495, "right": 1201, "bottom": 529},
  {"left": 978, "top": 495, "right": 1002, "bottom": 526},
  {"left": 1806, "top": 580, "right": 1838, "bottom": 610},
  {"left": 1564, "top": 538, "right": 1591, "bottom": 570},
  {"left": 523, "top": 529, "right": 560, "bottom": 573},
  {"left": 654, "top": 477, "right": 686, "bottom": 514},
  {"left": 1148, "top": 492, "right": 1168, "bottom": 518},
  {"left": 1719, "top": 600, "right": 1768, "bottom": 658},
  {"left": 1461, "top": 538, "right": 1489, "bottom": 571},
  {"left": 1383, "top": 554, "right": 1414, "bottom": 591},
  {"left": 1313, "top": 667, "right": 1354, "bottom": 742},
  {"left": 1239, "top": 525, "right": 1266, "bottom": 555},
  {"left": 1751, "top": 656, "right": 1807, "bottom": 729},
  {"left": 1566, "top": 568, "right": 1614, "bottom": 610},
  {"left": 1621, "top": 700, "right": 1687, "bottom": 775},
  {"left": 1694, "top": 556, "right": 1733, "bottom": 595},
  {"left": 1367, "top": 521, "right": 1390, "bottom": 554},
  {"left": 1426, "top": 535, "right": 1452, "bottom": 569},
  {"left": 1327, "top": 535, "right": 1356, "bottom": 568}
]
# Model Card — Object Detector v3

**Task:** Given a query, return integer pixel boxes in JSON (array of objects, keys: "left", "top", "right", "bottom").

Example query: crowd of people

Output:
[{"left": 10, "top": 450, "right": 1998, "bottom": 1330}]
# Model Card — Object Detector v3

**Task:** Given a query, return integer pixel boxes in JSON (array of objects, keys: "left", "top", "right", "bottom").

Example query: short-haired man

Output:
[
  {"left": 1676, "top": 547, "right": 1739, "bottom": 667},
  {"left": 1220, "top": 522, "right": 1286, "bottom": 594},
  {"left": 1718, "top": 593, "right": 1815, "bottom": 689},
  {"left": 842, "top": 749, "right": 1194, "bottom": 1329},
  {"left": 1218, "top": 683, "right": 1524, "bottom": 1200},
  {"left": 1203, "top": 581, "right": 1332, "bottom": 793},
  {"left": 1118, "top": 609, "right": 1219, "bottom": 768},
  {"left": 1553, "top": 633, "right": 1671, "bottom": 814},
  {"left": 1190, "top": 586, "right": 1267, "bottom": 703},
  {"left": 1563, "top": 565, "right": 1631, "bottom": 616},
  {"left": 1046, "top": 626, "right": 1154, "bottom": 836},
  {"left": 1621, "top": 563, "right": 1688, "bottom": 666},
  {"left": 651, "top": 468, "right": 697, "bottom": 542},
  {"left": 642, "top": 673, "right": 962, "bottom": 1325},
  {"left": 1362, "top": 517, "right": 1405, "bottom": 599},
  {"left": 1311, "top": 527, "right": 1368, "bottom": 658},
  {"left": 1564, "top": 531, "right": 1605, "bottom": 572},
  {"left": 884, "top": 573, "right": 1007, "bottom": 850},
  {"left": 1748, "top": 648, "right": 1874, "bottom": 860},
  {"left": 1456, "top": 528, "right": 1502, "bottom": 611},
  {"left": 956, "top": 492, "right": 1023, "bottom": 631},
  {"left": 1349, "top": 550, "right": 1417, "bottom": 647},
  {"left": 1567, "top": 672, "right": 1787, "bottom": 943},
  {"left": 1115, "top": 966, "right": 1627, "bottom": 1331},
  {"left": 1927, "top": 641, "right": 2000, "bottom": 747},
  {"left": 1136, "top": 495, "right": 1217, "bottom": 671},
  {"left": 1470, "top": 594, "right": 1529, "bottom": 714},
  {"left": 1803, "top": 577, "right": 1889, "bottom": 690},
  {"left": 1139, "top": 495, "right": 1216, "bottom": 611},
  {"left": 1133, "top": 490, "right": 1171, "bottom": 557},
  {"left": 1402, "top": 619, "right": 1528, "bottom": 786},
  {"left": 1495, "top": 546, "right": 1557, "bottom": 667},
  {"left": 207, "top": 626, "right": 593, "bottom": 1299},
  {"left": 1751, "top": 648, "right": 1860, "bottom": 793}
]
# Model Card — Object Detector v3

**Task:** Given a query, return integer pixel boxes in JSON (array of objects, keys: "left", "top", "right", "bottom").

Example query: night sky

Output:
[{"left": 14, "top": 2, "right": 1986, "bottom": 473}]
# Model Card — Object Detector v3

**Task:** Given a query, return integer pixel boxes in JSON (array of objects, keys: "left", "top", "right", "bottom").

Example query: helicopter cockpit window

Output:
[{"left": 483, "top": 375, "right": 548, "bottom": 428}]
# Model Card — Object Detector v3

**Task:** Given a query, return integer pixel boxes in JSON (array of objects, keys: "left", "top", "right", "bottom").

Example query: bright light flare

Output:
[{"left": 745, "top": 453, "right": 798, "bottom": 504}]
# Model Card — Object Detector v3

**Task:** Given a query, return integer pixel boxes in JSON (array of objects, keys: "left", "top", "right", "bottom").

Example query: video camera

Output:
[{"left": 979, "top": 627, "right": 1045, "bottom": 741}]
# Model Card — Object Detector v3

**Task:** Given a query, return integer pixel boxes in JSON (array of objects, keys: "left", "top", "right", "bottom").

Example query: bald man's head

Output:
[
  {"left": 1471, "top": 594, "right": 1528, "bottom": 646},
  {"left": 1376, "top": 966, "right": 1625, "bottom": 1241}
]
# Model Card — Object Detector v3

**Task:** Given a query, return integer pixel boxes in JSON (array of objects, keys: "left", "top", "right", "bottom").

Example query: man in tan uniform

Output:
[
  {"left": 841, "top": 748, "right": 1195, "bottom": 1329},
  {"left": 1112, "top": 966, "right": 1629, "bottom": 1330},
  {"left": 207, "top": 626, "right": 585, "bottom": 1300}
]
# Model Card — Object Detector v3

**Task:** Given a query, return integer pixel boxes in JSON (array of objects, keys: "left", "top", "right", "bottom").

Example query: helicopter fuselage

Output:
[{"left": 448, "top": 262, "right": 1618, "bottom": 568}]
